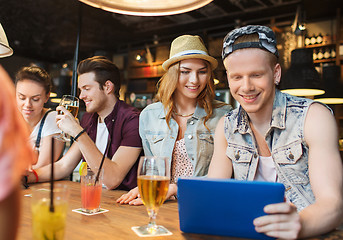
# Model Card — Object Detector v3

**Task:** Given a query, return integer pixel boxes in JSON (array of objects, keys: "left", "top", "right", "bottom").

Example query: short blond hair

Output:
[{"left": 234, "top": 33, "right": 278, "bottom": 67}]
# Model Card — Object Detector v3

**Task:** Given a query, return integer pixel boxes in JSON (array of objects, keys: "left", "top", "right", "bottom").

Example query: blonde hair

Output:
[{"left": 155, "top": 60, "right": 225, "bottom": 130}]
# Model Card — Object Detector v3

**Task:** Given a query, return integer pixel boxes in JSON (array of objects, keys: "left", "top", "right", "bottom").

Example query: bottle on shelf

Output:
[
  {"left": 313, "top": 48, "right": 318, "bottom": 61},
  {"left": 330, "top": 48, "right": 336, "bottom": 59},
  {"left": 304, "top": 34, "right": 311, "bottom": 46},
  {"left": 323, "top": 47, "right": 331, "bottom": 59},
  {"left": 317, "top": 48, "right": 324, "bottom": 60},
  {"left": 310, "top": 34, "right": 317, "bottom": 45},
  {"left": 316, "top": 33, "right": 323, "bottom": 45}
]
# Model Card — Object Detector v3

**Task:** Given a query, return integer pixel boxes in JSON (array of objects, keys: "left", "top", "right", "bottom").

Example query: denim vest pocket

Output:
[
  {"left": 273, "top": 141, "right": 309, "bottom": 185},
  {"left": 226, "top": 145, "right": 254, "bottom": 180},
  {"left": 146, "top": 134, "right": 165, "bottom": 144},
  {"left": 198, "top": 133, "right": 214, "bottom": 144},
  {"left": 226, "top": 145, "right": 253, "bottom": 163},
  {"left": 146, "top": 134, "right": 165, "bottom": 155},
  {"left": 273, "top": 141, "right": 303, "bottom": 164}
]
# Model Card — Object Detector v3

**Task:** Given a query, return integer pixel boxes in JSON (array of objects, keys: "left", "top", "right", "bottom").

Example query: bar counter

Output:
[{"left": 18, "top": 181, "right": 343, "bottom": 240}]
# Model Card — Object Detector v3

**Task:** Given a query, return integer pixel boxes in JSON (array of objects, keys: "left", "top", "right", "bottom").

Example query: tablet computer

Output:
[{"left": 177, "top": 178, "right": 285, "bottom": 240}]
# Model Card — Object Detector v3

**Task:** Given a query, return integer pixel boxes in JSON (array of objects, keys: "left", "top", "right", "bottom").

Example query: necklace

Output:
[{"left": 173, "top": 110, "right": 194, "bottom": 117}]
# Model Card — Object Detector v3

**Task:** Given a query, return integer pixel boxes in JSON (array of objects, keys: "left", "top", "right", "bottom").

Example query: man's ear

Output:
[
  {"left": 104, "top": 80, "right": 114, "bottom": 94},
  {"left": 274, "top": 63, "right": 281, "bottom": 85}
]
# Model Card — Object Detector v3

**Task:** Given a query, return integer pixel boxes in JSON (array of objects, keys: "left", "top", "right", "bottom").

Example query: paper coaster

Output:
[
  {"left": 131, "top": 226, "right": 173, "bottom": 237},
  {"left": 72, "top": 208, "right": 109, "bottom": 216}
]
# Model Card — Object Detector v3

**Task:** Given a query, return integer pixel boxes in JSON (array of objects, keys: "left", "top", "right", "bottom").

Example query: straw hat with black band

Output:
[{"left": 162, "top": 35, "right": 218, "bottom": 71}]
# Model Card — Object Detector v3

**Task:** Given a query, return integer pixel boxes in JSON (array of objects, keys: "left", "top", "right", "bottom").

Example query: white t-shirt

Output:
[
  {"left": 95, "top": 118, "right": 109, "bottom": 155},
  {"left": 254, "top": 155, "right": 277, "bottom": 182},
  {"left": 29, "top": 110, "right": 61, "bottom": 151}
]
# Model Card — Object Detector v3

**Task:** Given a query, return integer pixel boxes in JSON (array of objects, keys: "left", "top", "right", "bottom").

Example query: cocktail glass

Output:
[
  {"left": 81, "top": 167, "right": 104, "bottom": 213},
  {"left": 31, "top": 183, "right": 69, "bottom": 240}
]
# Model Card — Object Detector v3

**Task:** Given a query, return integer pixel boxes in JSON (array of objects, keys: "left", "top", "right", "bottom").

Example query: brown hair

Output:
[
  {"left": 77, "top": 56, "right": 121, "bottom": 98},
  {"left": 234, "top": 33, "right": 278, "bottom": 67},
  {"left": 15, "top": 66, "right": 51, "bottom": 94},
  {"left": 155, "top": 60, "right": 225, "bottom": 130}
]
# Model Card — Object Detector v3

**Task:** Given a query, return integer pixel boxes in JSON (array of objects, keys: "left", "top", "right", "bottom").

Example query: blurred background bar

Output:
[{"left": 0, "top": 0, "right": 342, "bottom": 155}]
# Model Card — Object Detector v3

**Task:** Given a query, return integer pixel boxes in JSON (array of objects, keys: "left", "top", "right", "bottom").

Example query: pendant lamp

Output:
[
  {"left": 315, "top": 65, "right": 343, "bottom": 104},
  {"left": 280, "top": 48, "right": 324, "bottom": 97},
  {"left": 0, "top": 23, "right": 13, "bottom": 57},
  {"left": 78, "top": 0, "right": 213, "bottom": 16}
]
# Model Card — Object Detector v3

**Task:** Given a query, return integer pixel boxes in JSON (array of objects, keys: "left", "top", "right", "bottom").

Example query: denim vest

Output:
[
  {"left": 224, "top": 90, "right": 328, "bottom": 211},
  {"left": 140, "top": 101, "right": 231, "bottom": 177}
]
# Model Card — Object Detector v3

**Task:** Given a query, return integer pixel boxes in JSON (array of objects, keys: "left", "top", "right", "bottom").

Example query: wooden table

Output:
[{"left": 18, "top": 181, "right": 343, "bottom": 240}]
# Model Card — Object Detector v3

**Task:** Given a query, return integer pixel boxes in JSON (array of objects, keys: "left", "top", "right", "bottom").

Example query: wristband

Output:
[
  {"left": 32, "top": 169, "right": 39, "bottom": 183},
  {"left": 73, "top": 129, "right": 86, "bottom": 141}
]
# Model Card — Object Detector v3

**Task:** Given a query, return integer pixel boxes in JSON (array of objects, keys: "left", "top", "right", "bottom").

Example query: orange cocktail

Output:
[
  {"left": 81, "top": 183, "right": 102, "bottom": 213},
  {"left": 80, "top": 166, "right": 103, "bottom": 213}
]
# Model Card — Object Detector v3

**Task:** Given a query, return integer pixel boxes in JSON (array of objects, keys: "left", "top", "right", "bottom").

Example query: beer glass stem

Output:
[{"left": 147, "top": 209, "right": 158, "bottom": 231}]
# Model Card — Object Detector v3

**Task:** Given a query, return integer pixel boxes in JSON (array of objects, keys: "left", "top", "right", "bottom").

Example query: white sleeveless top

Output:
[{"left": 254, "top": 155, "right": 277, "bottom": 182}]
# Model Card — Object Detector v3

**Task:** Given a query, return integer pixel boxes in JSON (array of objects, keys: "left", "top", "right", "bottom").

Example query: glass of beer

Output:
[
  {"left": 136, "top": 156, "right": 170, "bottom": 236},
  {"left": 56, "top": 95, "right": 79, "bottom": 141}
]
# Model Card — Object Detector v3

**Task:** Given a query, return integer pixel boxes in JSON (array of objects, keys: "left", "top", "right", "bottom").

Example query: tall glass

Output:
[
  {"left": 136, "top": 156, "right": 170, "bottom": 236},
  {"left": 56, "top": 95, "right": 79, "bottom": 142},
  {"left": 81, "top": 167, "right": 104, "bottom": 213},
  {"left": 31, "top": 184, "right": 69, "bottom": 240}
]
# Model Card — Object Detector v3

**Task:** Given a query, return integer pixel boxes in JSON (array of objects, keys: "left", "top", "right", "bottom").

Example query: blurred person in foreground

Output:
[
  {"left": 117, "top": 35, "right": 231, "bottom": 205},
  {"left": 26, "top": 56, "right": 142, "bottom": 190},
  {"left": 0, "top": 66, "right": 34, "bottom": 240},
  {"left": 208, "top": 25, "right": 343, "bottom": 239},
  {"left": 15, "top": 66, "right": 64, "bottom": 169}
]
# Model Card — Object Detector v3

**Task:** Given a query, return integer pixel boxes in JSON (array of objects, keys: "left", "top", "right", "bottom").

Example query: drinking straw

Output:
[
  {"left": 94, "top": 138, "right": 111, "bottom": 185},
  {"left": 50, "top": 137, "right": 55, "bottom": 212}
]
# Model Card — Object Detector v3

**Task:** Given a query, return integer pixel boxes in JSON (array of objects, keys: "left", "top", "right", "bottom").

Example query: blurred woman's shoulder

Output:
[{"left": 213, "top": 100, "right": 233, "bottom": 112}]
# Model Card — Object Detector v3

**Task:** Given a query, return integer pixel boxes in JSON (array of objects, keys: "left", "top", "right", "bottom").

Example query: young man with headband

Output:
[{"left": 208, "top": 25, "right": 343, "bottom": 239}]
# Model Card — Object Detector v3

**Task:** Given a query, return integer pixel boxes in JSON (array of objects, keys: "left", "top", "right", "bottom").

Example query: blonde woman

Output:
[{"left": 117, "top": 35, "right": 232, "bottom": 205}]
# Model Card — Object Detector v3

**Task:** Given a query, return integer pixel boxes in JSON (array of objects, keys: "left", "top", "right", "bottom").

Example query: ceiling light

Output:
[
  {"left": 280, "top": 48, "right": 324, "bottom": 97},
  {"left": 281, "top": 89, "right": 324, "bottom": 97},
  {"left": 136, "top": 54, "right": 142, "bottom": 61},
  {"left": 78, "top": 0, "right": 213, "bottom": 16},
  {"left": 0, "top": 23, "right": 13, "bottom": 57},
  {"left": 214, "top": 78, "right": 219, "bottom": 85},
  {"left": 50, "top": 98, "right": 61, "bottom": 103},
  {"left": 298, "top": 24, "right": 306, "bottom": 31},
  {"left": 50, "top": 92, "right": 57, "bottom": 97},
  {"left": 291, "top": 5, "right": 306, "bottom": 36},
  {"left": 316, "top": 98, "right": 343, "bottom": 104}
]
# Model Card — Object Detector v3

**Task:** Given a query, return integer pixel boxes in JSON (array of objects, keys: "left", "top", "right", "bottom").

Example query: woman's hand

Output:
[
  {"left": 165, "top": 183, "right": 178, "bottom": 200},
  {"left": 253, "top": 202, "right": 301, "bottom": 240},
  {"left": 116, "top": 183, "right": 178, "bottom": 206},
  {"left": 117, "top": 187, "right": 142, "bottom": 205}
]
